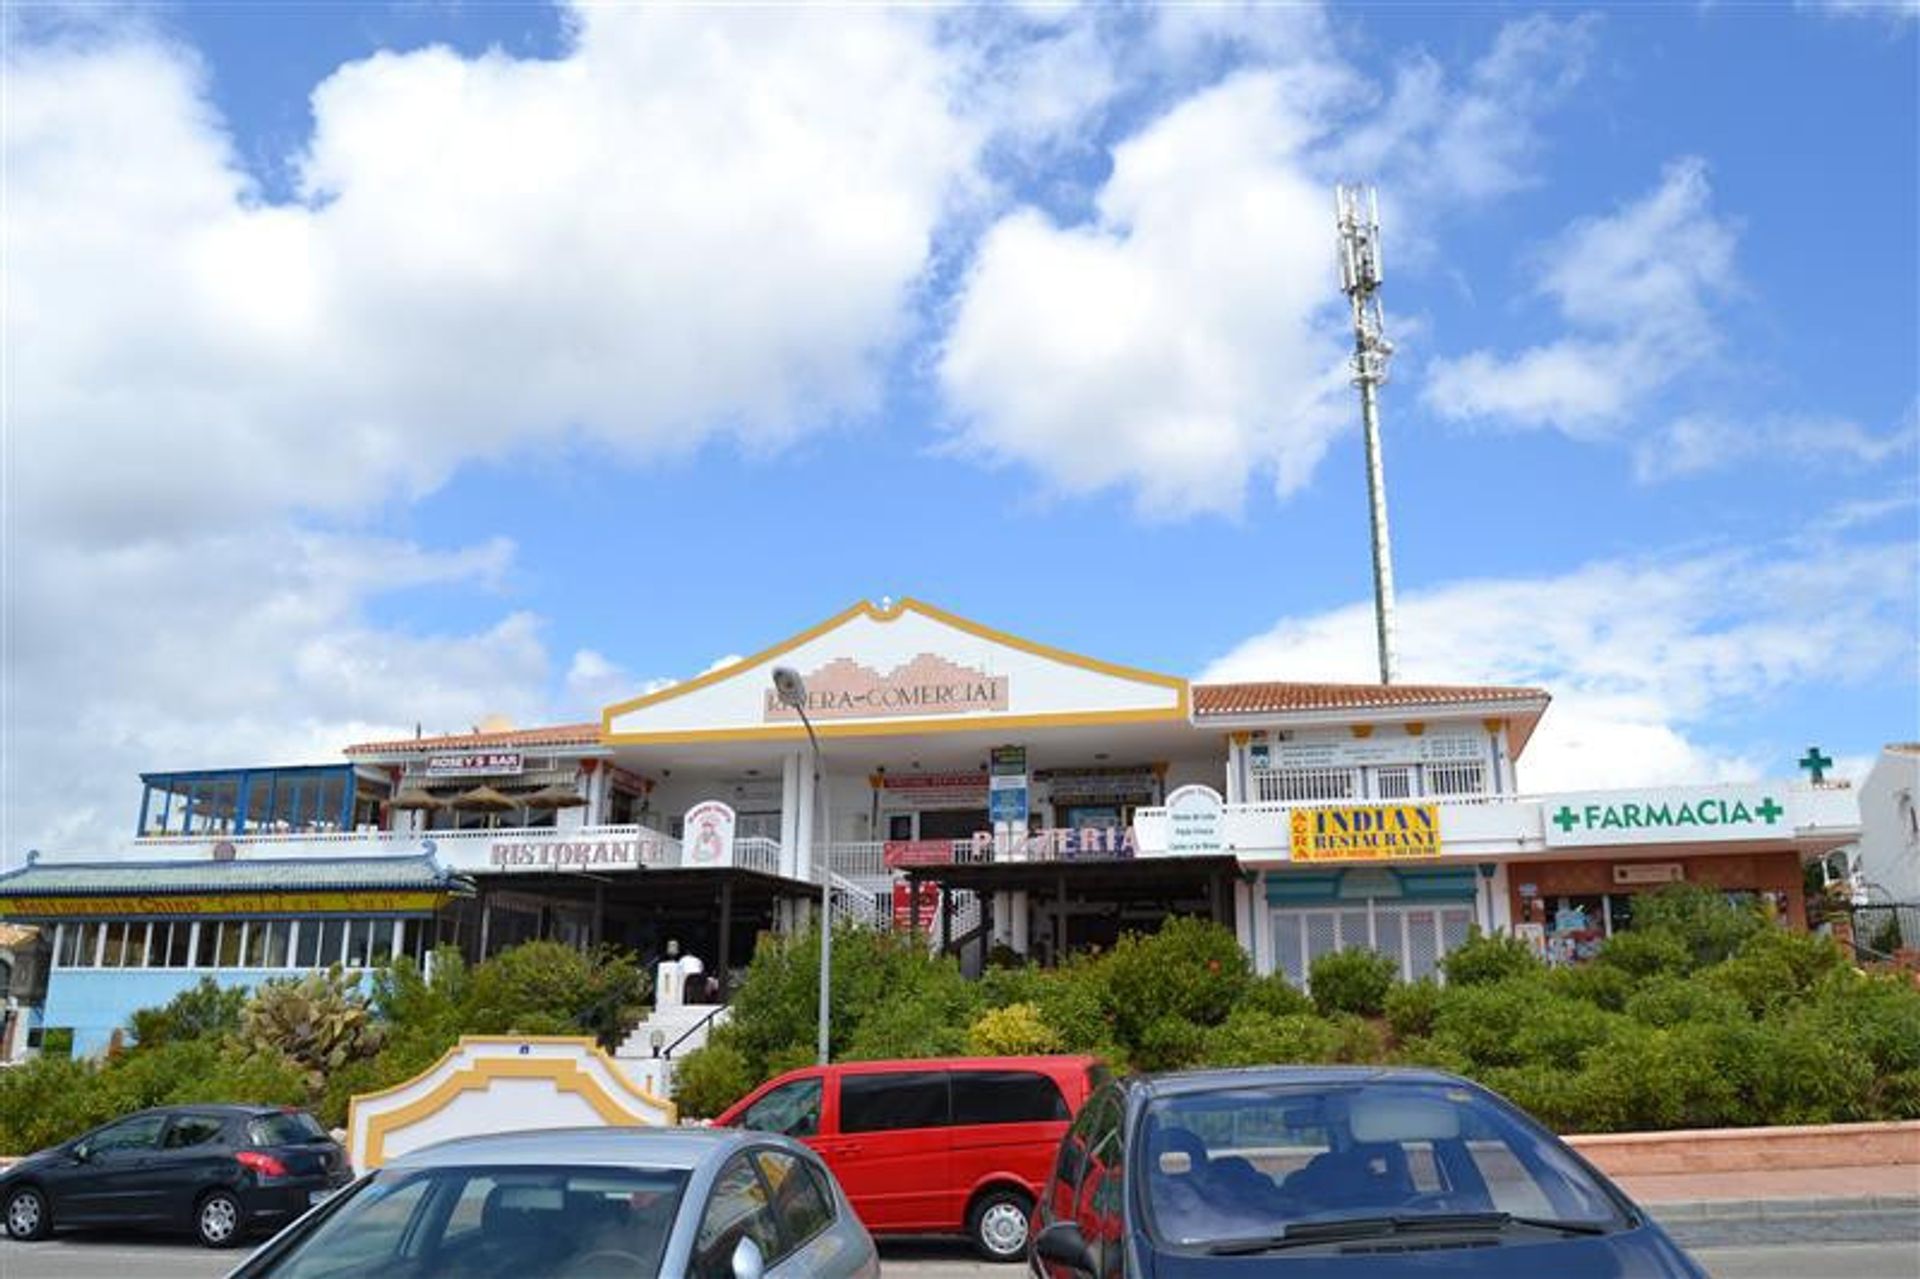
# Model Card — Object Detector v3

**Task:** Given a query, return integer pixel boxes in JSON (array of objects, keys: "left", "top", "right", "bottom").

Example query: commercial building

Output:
[{"left": 0, "top": 598, "right": 1861, "bottom": 1056}]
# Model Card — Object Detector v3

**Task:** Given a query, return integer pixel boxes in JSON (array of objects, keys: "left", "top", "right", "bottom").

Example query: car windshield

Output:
[
  {"left": 260, "top": 1163, "right": 690, "bottom": 1279},
  {"left": 1140, "top": 1081, "right": 1625, "bottom": 1249},
  {"left": 249, "top": 1112, "right": 327, "bottom": 1146}
]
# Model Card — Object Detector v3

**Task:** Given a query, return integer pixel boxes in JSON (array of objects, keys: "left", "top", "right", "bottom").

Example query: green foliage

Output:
[
  {"left": 242, "top": 969, "right": 386, "bottom": 1103},
  {"left": 1244, "top": 973, "right": 1315, "bottom": 1019},
  {"left": 39, "top": 1028, "right": 73, "bottom": 1059},
  {"left": 672, "top": 1033, "right": 755, "bottom": 1121},
  {"left": 1594, "top": 929, "right": 1693, "bottom": 980},
  {"left": 1308, "top": 948, "right": 1398, "bottom": 1017},
  {"left": 463, "top": 942, "right": 644, "bottom": 1048},
  {"left": 1101, "top": 917, "right": 1251, "bottom": 1053},
  {"left": 1632, "top": 884, "right": 1767, "bottom": 967},
  {"left": 1624, "top": 976, "right": 1749, "bottom": 1028},
  {"left": 1430, "top": 979, "right": 1541, "bottom": 1069},
  {"left": 1202, "top": 1011, "right": 1344, "bottom": 1068},
  {"left": 1509, "top": 997, "right": 1624, "bottom": 1070},
  {"left": 0, "top": 1056, "right": 114, "bottom": 1154},
  {"left": 966, "top": 1003, "right": 1065, "bottom": 1057},
  {"left": 1384, "top": 979, "right": 1443, "bottom": 1040},
  {"left": 1795, "top": 969, "right": 1920, "bottom": 1075},
  {"left": 128, "top": 978, "right": 248, "bottom": 1048},
  {"left": 1134, "top": 1015, "right": 1209, "bottom": 1072},
  {"left": 1544, "top": 961, "right": 1635, "bottom": 1012},
  {"left": 1704, "top": 928, "right": 1847, "bottom": 1017},
  {"left": 1440, "top": 930, "right": 1543, "bottom": 986}
]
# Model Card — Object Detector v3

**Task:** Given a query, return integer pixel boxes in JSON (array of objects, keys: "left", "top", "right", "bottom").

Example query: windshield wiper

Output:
[{"left": 1205, "top": 1212, "right": 1610, "bottom": 1255}]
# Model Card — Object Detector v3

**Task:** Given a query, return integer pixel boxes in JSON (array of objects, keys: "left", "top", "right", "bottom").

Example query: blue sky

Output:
[{"left": 3, "top": 2, "right": 1915, "bottom": 851}]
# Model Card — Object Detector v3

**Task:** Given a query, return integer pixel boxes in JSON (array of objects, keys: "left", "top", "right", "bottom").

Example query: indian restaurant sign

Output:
[{"left": 1289, "top": 804, "right": 1442, "bottom": 863}]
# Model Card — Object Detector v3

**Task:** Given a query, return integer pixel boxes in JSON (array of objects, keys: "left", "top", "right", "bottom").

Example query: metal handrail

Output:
[{"left": 661, "top": 1004, "right": 727, "bottom": 1059}]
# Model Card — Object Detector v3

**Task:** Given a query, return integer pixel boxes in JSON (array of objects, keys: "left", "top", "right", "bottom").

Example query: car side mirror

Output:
[
  {"left": 1033, "top": 1220, "right": 1095, "bottom": 1273},
  {"left": 730, "top": 1236, "right": 765, "bottom": 1279},
  {"left": 70, "top": 1143, "right": 90, "bottom": 1163}
]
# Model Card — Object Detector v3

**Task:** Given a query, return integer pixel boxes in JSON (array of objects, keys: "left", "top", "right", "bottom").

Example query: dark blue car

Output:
[{"left": 1028, "top": 1066, "right": 1707, "bottom": 1278}]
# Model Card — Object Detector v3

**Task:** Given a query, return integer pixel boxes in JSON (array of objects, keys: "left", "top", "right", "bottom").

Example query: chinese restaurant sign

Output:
[
  {"left": 1289, "top": 805, "right": 1442, "bottom": 863},
  {"left": 763, "top": 655, "right": 1008, "bottom": 722},
  {"left": 1543, "top": 787, "right": 1787, "bottom": 847},
  {"left": 0, "top": 891, "right": 450, "bottom": 918}
]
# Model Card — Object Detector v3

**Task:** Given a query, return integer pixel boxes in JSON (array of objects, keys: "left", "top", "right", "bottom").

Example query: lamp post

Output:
[{"left": 772, "top": 666, "right": 832, "bottom": 1066}]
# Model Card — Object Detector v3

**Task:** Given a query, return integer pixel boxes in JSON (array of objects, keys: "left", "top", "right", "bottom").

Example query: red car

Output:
[{"left": 716, "top": 1055, "right": 1106, "bottom": 1262}]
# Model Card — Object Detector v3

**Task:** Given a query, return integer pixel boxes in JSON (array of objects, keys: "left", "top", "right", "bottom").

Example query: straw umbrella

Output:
[
  {"left": 451, "top": 785, "right": 520, "bottom": 829},
  {"left": 521, "top": 784, "right": 588, "bottom": 810}
]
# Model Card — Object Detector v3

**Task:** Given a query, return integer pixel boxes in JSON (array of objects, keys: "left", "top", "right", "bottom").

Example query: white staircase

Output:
[{"left": 614, "top": 955, "right": 733, "bottom": 1102}]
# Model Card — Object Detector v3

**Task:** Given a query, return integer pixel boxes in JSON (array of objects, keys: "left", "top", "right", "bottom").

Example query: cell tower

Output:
[{"left": 1335, "top": 183, "right": 1399, "bottom": 686}]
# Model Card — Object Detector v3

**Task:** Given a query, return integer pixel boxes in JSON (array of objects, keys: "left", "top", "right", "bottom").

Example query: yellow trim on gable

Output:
[
  {"left": 599, "top": 597, "right": 1190, "bottom": 741},
  {"left": 348, "top": 1035, "right": 676, "bottom": 1169}
]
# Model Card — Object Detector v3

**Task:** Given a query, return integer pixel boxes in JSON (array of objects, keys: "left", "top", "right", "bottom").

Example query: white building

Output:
[{"left": 0, "top": 598, "right": 1862, "bottom": 1056}]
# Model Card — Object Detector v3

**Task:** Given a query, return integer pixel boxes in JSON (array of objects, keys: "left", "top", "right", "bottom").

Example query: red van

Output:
[{"left": 715, "top": 1055, "right": 1106, "bottom": 1262}]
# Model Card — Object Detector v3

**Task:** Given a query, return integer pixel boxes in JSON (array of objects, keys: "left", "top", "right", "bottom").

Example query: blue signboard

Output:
[{"left": 990, "top": 786, "right": 1028, "bottom": 824}]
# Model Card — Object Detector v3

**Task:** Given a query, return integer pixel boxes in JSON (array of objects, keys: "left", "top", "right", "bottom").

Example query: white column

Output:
[
  {"left": 779, "top": 752, "right": 802, "bottom": 880},
  {"left": 795, "top": 754, "right": 816, "bottom": 888},
  {"left": 1225, "top": 737, "right": 1244, "bottom": 805},
  {"left": 1010, "top": 891, "right": 1030, "bottom": 954}
]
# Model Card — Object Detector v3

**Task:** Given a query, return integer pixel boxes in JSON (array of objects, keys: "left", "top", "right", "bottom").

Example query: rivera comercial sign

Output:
[
  {"left": 1543, "top": 786, "right": 1788, "bottom": 848},
  {"left": 762, "top": 655, "right": 1008, "bottom": 722}
]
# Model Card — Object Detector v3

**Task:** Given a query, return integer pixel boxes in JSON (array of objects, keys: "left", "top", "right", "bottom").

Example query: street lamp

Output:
[{"left": 772, "top": 665, "right": 832, "bottom": 1066}]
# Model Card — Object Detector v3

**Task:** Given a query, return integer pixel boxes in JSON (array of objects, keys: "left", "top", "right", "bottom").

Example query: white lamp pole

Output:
[{"left": 772, "top": 666, "right": 832, "bottom": 1066}]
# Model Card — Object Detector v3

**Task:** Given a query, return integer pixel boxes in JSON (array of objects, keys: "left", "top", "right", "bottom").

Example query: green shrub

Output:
[
  {"left": 1102, "top": 917, "right": 1250, "bottom": 1054},
  {"left": 1561, "top": 1023, "right": 1744, "bottom": 1132},
  {"left": 966, "top": 1003, "right": 1065, "bottom": 1056},
  {"left": 1625, "top": 977, "right": 1749, "bottom": 1028},
  {"left": 1244, "top": 973, "right": 1314, "bottom": 1018},
  {"left": 1134, "top": 1015, "right": 1208, "bottom": 1073},
  {"left": 1326, "top": 1012, "right": 1387, "bottom": 1064},
  {"left": 128, "top": 977, "right": 248, "bottom": 1048},
  {"left": 1546, "top": 961, "right": 1635, "bottom": 1012},
  {"left": 1634, "top": 884, "right": 1766, "bottom": 967},
  {"left": 1510, "top": 997, "right": 1624, "bottom": 1070},
  {"left": 1441, "top": 931, "right": 1542, "bottom": 986},
  {"left": 672, "top": 1034, "right": 755, "bottom": 1120},
  {"left": 1308, "top": 948, "right": 1398, "bottom": 1017},
  {"left": 1479, "top": 1063, "right": 1587, "bottom": 1133},
  {"left": 1796, "top": 970, "right": 1920, "bottom": 1075},
  {"left": 0, "top": 1056, "right": 112, "bottom": 1154},
  {"left": 1201, "top": 1011, "right": 1344, "bottom": 1068},
  {"left": 1594, "top": 930, "right": 1693, "bottom": 980},
  {"left": 1384, "top": 979, "right": 1443, "bottom": 1040},
  {"left": 465, "top": 942, "right": 644, "bottom": 1048},
  {"left": 1736, "top": 1017, "right": 1876, "bottom": 1126},
  {"left": 1430, "top": 979, "right": 1541, "bottom": 1068},
  {"left": 1384, "top": 1036, "right": 1473, "bottom": 1076},
  {"left": 39, "top": 1028, "right": 73, "bottom": 1059},
  {"left": 1025, "top": 959, "right": 1122, "bottom": 1062}
]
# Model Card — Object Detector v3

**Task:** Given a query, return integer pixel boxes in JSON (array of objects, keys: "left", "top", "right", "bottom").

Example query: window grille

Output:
[
  {"left": 1374, "top": 766, "right": 1415, "bottom": 799},
  {"left": 1425, "top": 761, "right": 1487, "bottom": 796},
  {"left": 1253, "top": 766, "right": 1358, "bottom": 803}
]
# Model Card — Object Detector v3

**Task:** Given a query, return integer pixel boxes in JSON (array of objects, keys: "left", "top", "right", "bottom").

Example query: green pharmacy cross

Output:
[{"left": 1798, "top": 746, "right": 1834, "bottom": 784}]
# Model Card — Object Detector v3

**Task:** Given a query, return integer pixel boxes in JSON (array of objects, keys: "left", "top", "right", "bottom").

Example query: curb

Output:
[{"left": 1650, "top": 1196, "right": 1920, "bottom": 1248}]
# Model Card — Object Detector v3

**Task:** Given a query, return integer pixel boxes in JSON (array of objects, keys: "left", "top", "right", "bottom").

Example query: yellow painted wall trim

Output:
[
  {"left": 1229, "top": 731, "right": 1251, "bottom": 746},
  {"left": 604, "top": 703, "right": 1189, "bottom": 746},
  {"left": 1405, "top": 722, "right": 1425, "bottom": 736},
  {"left": 1350, "top": 724, "right": 1374, "bottom": 739},
  {"left": 348, "top": 1035, "right": 676, "bottom": 1169},
  {"left": 599, "top": 597, "right": 1189, "bottom": 738},
  {"left": 1483, "top": 718, "right": 1506, "bottom": 734}
]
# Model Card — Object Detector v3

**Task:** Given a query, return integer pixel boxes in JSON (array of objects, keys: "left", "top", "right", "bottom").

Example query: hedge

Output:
[{"left": 670, "top": 886, "right": 1920, "bottom": 1137}]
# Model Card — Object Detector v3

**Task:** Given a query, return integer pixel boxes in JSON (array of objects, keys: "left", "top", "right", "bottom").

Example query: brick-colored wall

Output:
[{"left": 1506, "top": 849, "right": 1807, "bottom": 931}]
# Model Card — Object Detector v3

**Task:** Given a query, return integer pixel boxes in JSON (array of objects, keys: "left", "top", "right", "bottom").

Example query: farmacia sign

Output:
[{"left": 1543, "top": 787, "right": 1787, "bottom": 848}]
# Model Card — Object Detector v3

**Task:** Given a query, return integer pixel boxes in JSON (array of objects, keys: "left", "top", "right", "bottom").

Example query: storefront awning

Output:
[{"left": 0, "top": 853, "right": 474, "bottom": 919}]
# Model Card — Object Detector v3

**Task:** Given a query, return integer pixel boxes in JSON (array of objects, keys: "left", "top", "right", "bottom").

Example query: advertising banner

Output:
[
  {"left": 891, "top": 880, "right": 941, "bottom": 932},
  {"left": 882, "top": 840, "right": 957, "bottom": 869},
  {"left": 0, "top": 891, "right": 449, "bottom": 918},
  {"left": 1163, "top": 784, "right": 1225, "bottom": 856},
  {"left": 682, "top": 801, "right": 737, "bottom": 868},
  {"left": 1289, "top": 804, "right": 1442, "bottom": 863}
]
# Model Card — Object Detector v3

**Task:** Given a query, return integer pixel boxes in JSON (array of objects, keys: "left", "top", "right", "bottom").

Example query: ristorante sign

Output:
[
  {"left": 487, "top": 833, "right": 670, "bottom": 872},
  {"left": 1543, "top": 787, "right": 1787, "bottom": 848},
  {"left": 1290, "top": 804, "right": 1443, "bottom": 863},
  {"left": 762, "top": 655, "right": 1008, "bottom": 722}
]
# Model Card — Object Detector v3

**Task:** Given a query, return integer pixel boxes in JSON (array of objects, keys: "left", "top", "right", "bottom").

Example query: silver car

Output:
[{"left": 222, "top": 1126, "right": 880, "bottom": 1279}]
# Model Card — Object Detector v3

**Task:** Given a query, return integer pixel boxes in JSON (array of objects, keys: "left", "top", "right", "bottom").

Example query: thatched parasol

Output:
[
  {"left": 521, "top": 784, "right": 588, "bottom": 809},
  {"left": 450, "top": 785, "right": 519, "bottom": 811},
  {"left": 387, "top": 787, "right": 446, "bottom": 811}
]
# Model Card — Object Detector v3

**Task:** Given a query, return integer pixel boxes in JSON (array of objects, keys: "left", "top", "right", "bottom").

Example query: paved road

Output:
[{"left": 2, "top": 1235, "right": 1917, "bottom": 1278}]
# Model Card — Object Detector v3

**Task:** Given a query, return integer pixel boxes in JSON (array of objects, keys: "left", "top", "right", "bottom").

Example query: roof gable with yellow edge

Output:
[{"left": 602, "top": 598, "right": 1189, "bottom": 745}]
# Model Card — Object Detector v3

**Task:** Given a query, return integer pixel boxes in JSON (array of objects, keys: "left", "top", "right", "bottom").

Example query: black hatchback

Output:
[{"left": 0, "top": 1104, "right": 353, "bottom": 1248}]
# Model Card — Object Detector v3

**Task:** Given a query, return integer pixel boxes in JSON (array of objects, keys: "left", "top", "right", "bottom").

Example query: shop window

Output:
[
  {"left": 100, "top": 922, "right": 128, "bottom": 968},
  {"left": 244, "top": 775, "right": 275, "bottom": 833},
  {"left": 368, "top": 919, "right": 396, "bottom": 965},
  {"left": 196, "top": 921, "right": 223, "bottom": 967},
  {"left": 258, "top": 920, "right": 292, "bottom": 968},
  {"left": 243, "top": 920, "right": 269, "bottom": 967},
  {"left": 315, "top": 777, "right": 346, "bottom": 832},
  {"left": 312, "top": 918, "right": 347, "bottom": 968},
  {"left": 217, "top": 921, "right": 244, "bottom": 967},
  {"left": 121, "top": 922, "right": 150, "bottom": 968}
]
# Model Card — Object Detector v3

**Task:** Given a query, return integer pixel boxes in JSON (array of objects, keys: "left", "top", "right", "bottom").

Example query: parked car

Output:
[
  {"left": 0, "top": 1103, "right": 351, "bottom": 1248},
  {"left": 716, "top": 1054, "right": 1106, "bottom": 1262},
  {"left": 222, "top": 1125, "right": 878, "bottom": 1279},
  {"left": 1028, "top": 1066, "right": 1709, "bottom": 1277}
]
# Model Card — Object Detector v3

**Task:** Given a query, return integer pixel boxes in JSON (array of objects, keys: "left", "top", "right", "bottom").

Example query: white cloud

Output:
[
  {"left": 938, "top": 15, "right": 1595, "bottom": 517},
  {"left": 1633, "top": 412, "right": 1919, "bottom": 482},
  {"left": 1201, "top": 539, "right": 1918, "bottom": 791},
  {"left": 1805, "top": 0, "right": 1919, "bottom": 20},
  {"left": 6, "top": 8, "right": 979, "bottom": 546},
  {"left": 1425, "top": 158, "right": 1737, "bottom": 433}
]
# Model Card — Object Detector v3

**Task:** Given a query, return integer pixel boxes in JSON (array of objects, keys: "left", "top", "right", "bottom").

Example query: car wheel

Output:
[
  {"left": 194, "top": 1190, "right": 245, "bottom": 1248},
  {"left": 3, "top": 1186, "right": 50, "bottom": 1241},
  {"left": 968, "top": 1187, "right": 1033, "bottom": 1263}
]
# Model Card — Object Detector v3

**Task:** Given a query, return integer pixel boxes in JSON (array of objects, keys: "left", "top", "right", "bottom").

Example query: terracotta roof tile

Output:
[
  {"left": 344, "top": 722, "right": 602, "bottom": 756},
  {"left": 1192, "top": 681, "right": 1549, "bottom": 718}
]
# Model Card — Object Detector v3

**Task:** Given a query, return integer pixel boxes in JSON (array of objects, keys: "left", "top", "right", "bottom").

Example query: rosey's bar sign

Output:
[{"left": 425, "top": 752, "right": 524, "bottom": 778}]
